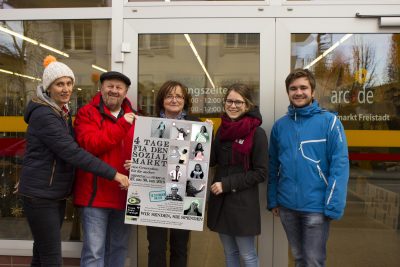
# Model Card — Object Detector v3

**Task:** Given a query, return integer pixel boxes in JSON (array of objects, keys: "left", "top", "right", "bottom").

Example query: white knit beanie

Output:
[{"left": 42, "top": 56, "right": 75, "bottom": 91}]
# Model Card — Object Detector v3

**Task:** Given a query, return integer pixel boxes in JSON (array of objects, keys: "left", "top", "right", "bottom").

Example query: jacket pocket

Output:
[
  {"left": 299, "top": 139, "right": 328, "bottom": 186},
  {"left": 299, "top": 139, "right": 326, "bottom": 163}
]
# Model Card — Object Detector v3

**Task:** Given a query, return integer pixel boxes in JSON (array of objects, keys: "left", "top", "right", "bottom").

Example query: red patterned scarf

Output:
[{"left": 219, "top": 114, "right": 261, "bottom": 170}]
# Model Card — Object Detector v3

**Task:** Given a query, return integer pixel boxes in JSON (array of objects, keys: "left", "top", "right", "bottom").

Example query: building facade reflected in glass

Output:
[
  {"left": 292, "top": 33, "right": 400, "bottom": 267},
  {"left": 0, "top": 19, "right": 111, "bottom": 241},
  {"left": 138, "top": 33, "right": 260, "bottom": 118}
]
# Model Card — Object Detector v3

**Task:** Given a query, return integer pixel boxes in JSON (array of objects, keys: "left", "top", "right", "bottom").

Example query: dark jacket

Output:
[
  {"left": 19, "top": 99, "right": 116, "bottom": 200},
  {"left": 207, "top": 107, "right": 268, "bottom": 236}
]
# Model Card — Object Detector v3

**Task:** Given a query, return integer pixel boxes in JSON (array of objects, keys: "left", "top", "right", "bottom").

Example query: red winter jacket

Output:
[{"left": 73, "top": 93, "right": 135, "bottom": 210}]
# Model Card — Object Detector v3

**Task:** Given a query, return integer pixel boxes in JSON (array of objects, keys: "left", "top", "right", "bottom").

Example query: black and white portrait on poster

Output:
[{"left": 150, "top": 120, "right": 171, "bottom": 139}]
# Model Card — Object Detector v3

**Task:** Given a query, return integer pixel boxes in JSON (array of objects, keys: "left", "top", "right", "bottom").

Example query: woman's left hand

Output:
[
  {"left": 211, "top": 182, "right": 223, "bottom": 195},
  {"left": 205, "top": 119, "right": 214, "bottom": 126}
]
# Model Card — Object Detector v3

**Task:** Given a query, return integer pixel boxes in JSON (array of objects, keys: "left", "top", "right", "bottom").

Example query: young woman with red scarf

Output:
[{"left": 207, "top": 83, "right": 268, "bottom": 267}]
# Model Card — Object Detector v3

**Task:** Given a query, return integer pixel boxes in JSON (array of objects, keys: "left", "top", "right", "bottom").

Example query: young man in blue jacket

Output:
[{"left": 267, "top": 69, "right": 349, "bottom": 267}]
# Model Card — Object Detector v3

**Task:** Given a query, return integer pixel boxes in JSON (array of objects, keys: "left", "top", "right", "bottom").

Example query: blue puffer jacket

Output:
[{"left": 267, "top": 101, "right": 349, "bottom": 220}]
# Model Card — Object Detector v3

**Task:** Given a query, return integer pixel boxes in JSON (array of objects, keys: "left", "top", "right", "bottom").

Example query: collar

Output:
[{"left": 288, "top": 100, "right": 321, "bottom": 119}]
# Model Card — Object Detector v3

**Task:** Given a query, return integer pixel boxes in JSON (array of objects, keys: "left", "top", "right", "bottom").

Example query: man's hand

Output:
[
  {"left": 113, "top": 172, "right": 130, "bottom": 190},
  {"left": 124, "top": 159, "right": 132, "bottom": 171},
  {"left": 211, "top": 182, "right": 223, "bottom": 195},
  {"left": 272, "top": 207, "right": 280, "bottom": 217},
  {"left": 124, "top": 113, "right": 137, "bottom": 124}
]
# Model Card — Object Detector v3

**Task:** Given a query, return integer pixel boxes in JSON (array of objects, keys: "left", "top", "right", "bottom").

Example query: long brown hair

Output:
[{"left": 155, "top": 80, "right": 191, "bottom": 115}]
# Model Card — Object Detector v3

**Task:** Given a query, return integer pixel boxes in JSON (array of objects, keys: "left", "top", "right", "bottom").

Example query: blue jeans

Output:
[
  {"left": 279, "top": 207, "right": 330, "bottom": 267},
  {"left": 80, "top": 207, "right": 131, "bottom": 267},
  {"left": 219, "top": 234, "right": 259, "bottom": 267},
  {"left": 22, "top": 196, "right": 66, "bottom": 267}
]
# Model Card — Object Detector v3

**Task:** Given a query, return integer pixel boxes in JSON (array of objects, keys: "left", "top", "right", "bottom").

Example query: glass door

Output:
[
  {"left": 122, "top": 18, "right": 275, "bottom": 267},
  {"left": 276, "top": 17, "right": 400, "bottom": 267}
]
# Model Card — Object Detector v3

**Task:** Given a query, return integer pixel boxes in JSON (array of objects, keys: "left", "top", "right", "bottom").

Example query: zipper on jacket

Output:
[
  {"left": 49, "top": 160, "right": 56, "bottom": 186},
  {"left": 88, "top": 174, "right": 98, "bottom": 207},
  {"left": 299, "top": 139, "right": 328, "bottom": 186},
  {"left": 295, "top": 117, "right": 299, "bottom": 209},
  {"left": 330, "top": 116, "right": 337, "bottom": 131},
  {"left": 326, "top": 179, "right": 336, "bottom": 205},
  {"left": 316, "top": 164, "right": 328, "bottom": 186}
]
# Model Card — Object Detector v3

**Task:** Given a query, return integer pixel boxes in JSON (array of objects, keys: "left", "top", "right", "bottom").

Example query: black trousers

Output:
[
  {"left": 147, "top": 226, "right": 190, "bottom": 267},
  {"left": 22, "top": 197, "right": 66, "bottom": 267}
]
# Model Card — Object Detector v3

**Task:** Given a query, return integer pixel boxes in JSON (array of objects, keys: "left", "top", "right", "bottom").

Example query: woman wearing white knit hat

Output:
[{"left": 17, "top": 56, "right": 130, "bottom": 267}]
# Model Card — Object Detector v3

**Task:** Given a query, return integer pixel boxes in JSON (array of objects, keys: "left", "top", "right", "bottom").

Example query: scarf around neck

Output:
[
  {"left": 219, "top": 113, "right": 261, "bottom": 170},
  {"left": 160, "top": 109, "right": 187, "bottom": 120}
]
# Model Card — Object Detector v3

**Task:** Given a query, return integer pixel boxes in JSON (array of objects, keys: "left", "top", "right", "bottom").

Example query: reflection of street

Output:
[
  {"left": 0, "top": 217, "right": 76, "bottom": 240},
  {"left": 329, "top": 200, "right": 400, "bottom": 266},
  {"left": 328, "top": 164, "right": 400, "bottom": 266},
  {"left": 348, "top": 165, "right": 400, "bottom": 229}
]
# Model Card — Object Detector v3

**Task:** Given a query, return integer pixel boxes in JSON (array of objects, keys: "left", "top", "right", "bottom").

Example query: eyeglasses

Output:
[
  {"left": 224, "top": 99, "right": 246, "bottom": 107},
  {"left": 165, "top": 94, "right": 185, "bottom": 101}
]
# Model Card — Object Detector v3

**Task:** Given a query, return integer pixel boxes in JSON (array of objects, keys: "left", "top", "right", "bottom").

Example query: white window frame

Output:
[{"left": 63, "top": 20, "right": 93, "bottom": 51}]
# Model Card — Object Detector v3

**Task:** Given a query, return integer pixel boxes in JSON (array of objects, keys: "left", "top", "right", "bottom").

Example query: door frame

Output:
[{"left": 121, "top": 17, "right": 276, "bottom": 267}]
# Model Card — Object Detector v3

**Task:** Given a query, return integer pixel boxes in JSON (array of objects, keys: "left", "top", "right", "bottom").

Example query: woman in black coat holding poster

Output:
[
  {"left": 207, "top": 83, "right": 268, "bottom": 267},
  {"left": 147, "top": 80, "right": 200, "bottom": 267}
]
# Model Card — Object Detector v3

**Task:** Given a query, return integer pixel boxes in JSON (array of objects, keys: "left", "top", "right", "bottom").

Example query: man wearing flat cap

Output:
[
  {"left": 73, "top": 71, "right": 136, "bottom": 267},
  {"left": 165, "top": 184, "right": 183, "bottom": 201}
]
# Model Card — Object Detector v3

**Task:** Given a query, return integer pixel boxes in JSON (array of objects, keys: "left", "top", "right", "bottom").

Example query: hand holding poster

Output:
[{"left": 125, "top": 116, "right": 212, "bottom": 231}]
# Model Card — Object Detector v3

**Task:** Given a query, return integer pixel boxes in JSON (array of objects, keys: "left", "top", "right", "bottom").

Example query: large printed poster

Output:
[{"left": 124, "top": 116, "right": 212, "bottom": 231}]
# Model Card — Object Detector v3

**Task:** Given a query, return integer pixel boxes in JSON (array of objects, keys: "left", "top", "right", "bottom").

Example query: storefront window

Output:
[
  {"left": 0, "top": 0, "right": 111, "bottom": 9},
  {"left": 138, "top": 33, "right": 260, "bottom": 118},
  {"left": 0, "top": 19, "right": 111, "bottom": 240},
  {"left": 292, "top": 33, "right": 400, "bottom": 266}
]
